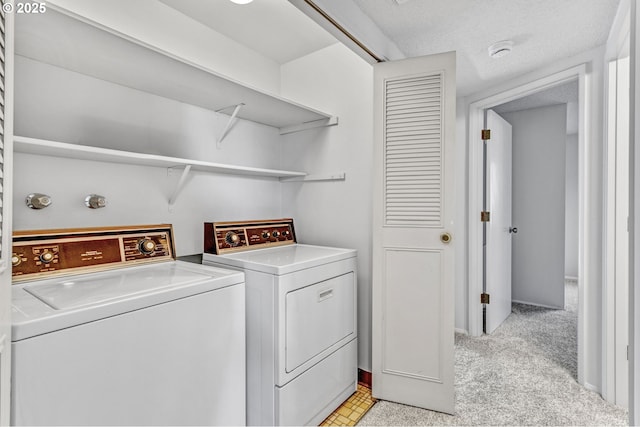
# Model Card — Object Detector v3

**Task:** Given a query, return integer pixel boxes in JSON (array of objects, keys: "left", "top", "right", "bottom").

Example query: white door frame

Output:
[
  {"left": 604, "top": 0, "right": 632, "bottom": 407},
  {"left": 467, "top": 64, "right": 588, "bottom": 385}
]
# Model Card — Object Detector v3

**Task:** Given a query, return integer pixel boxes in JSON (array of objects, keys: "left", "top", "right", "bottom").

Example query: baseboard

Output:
[
  {"left": 358, "top": 369, "right": 372, "bottom": 388},
  {"left": 455, "top": 328, "right": 469, "bottom": 335},
  {"left": 584, "top": 382, "right": 600, "bottom": 394},
  {"left": 512, "top": 299, "right": 564, "bottom": 310}
]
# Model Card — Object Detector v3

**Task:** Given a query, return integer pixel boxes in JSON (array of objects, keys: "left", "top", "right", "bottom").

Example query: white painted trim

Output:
[
  {"left": 467, "top": 63, "right": 589, "bottom": 389},
  {"left": 626, "top": 6, "right": 636, "bottom": 421},
  {"left": 603, "top": 0, "right": 631, "bottom": 407},
  {"left": 565, "top": 276, "right": 579, "bottom": 282},
  {"left": 0, "top": 10, "right": 13, "bottom": 426},
  {"left": 288, "top": 0, "right": 405, "bottom": 63},
  {"left": 603, "top": 56, "right": 616, "bottom": 404},
  {"left": 0, "top": 334, "right": 7, "bottom": 426},
  {"left": 585, "top": 382, "right": 601, "bottom": 393},
  {"left": 455, "top": 328, "right": 469, "bottom": 335}
]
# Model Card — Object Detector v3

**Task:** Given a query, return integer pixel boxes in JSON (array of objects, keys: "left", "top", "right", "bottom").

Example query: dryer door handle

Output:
[{"left": 318, "top": 288, "right": 334, "bottom": 302}]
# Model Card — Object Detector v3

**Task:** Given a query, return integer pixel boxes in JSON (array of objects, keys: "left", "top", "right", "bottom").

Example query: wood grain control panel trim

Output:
[
  {"left": 12, "top": 224, "right": 175, "bottom": 282},
  {"left": 204, "top": 218, "right": 296, "bottom": 255}
]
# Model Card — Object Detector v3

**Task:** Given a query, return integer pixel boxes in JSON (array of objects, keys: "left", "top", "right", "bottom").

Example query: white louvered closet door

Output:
[
  {"left": 372, "top": 51, "right": 456, "bottom": 414},
  {"left": 0, "top": 6, "right": 13, "bottom": 426}
]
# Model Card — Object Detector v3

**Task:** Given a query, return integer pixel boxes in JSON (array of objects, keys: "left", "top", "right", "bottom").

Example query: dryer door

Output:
[{"left": 285, "top": 272, "right": 355, "bottom": 373}]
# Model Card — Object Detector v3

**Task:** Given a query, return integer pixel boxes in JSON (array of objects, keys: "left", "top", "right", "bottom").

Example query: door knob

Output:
[
  {"left": 509, "top": 227, "right": 518, "bottom": 234},
  {"left": 440, "top": 232, "right": 452, "bottom": 243}
]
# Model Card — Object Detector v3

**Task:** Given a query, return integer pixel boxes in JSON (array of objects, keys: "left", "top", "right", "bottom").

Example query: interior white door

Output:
[
  {"left": 372, "top": 51, "right": 456, "bottom": 414},
  {"left": 0, "top": 10, "right": 14, "bottom": 426},
  {"left": 484, "top": 110, "right": 513, "bottom": 334}
]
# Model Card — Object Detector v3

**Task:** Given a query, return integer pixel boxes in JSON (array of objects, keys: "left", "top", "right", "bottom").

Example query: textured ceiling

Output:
[
  {"left": 158, "top": 0, "right": 618, "bottom": 100},
  {"left": 493, "top": 80, "right": 579, "bottom": 134},
  {"left": 493, "top": 80, "right": 578, "bottom": 114},
  {"left": 351, "top": 0, "right": 620, "bottom": 95}
]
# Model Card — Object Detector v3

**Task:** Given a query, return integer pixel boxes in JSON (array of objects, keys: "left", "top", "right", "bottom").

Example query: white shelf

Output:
[
  {"left": 15, "top": 8, "right": 338, "bottom": 132},
  {"left": 14, "top": 136, "right": 307, "bottom": 180}
]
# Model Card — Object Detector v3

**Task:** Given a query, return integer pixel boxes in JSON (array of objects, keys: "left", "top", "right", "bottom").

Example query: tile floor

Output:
[{"left": 320, "top": 384, "right": 376, "bottom": 426}]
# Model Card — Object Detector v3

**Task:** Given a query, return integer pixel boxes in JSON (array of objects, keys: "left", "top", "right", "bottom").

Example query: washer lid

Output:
[
  {"left": 203, "top": 244, "right": 356, "bottom": 275},
  {"left": 12, "top": 261, "right": 244, "bottom": 341},
  {"left": 24, "top": 263, "right": 211, "bottom": 310}
]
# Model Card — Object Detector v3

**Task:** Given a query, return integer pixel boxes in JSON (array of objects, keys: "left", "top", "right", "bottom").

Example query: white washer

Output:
[
  {"left": 203, "top": 219, "right": 357, "bottom": 426},
  {"left": 11, "top": 225, "right": 246, "bottom": 426}
]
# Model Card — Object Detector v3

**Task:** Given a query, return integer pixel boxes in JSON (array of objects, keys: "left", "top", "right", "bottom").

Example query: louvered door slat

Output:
[
  {"left": 384, "top": 71, "right": 443, "bottom": 226},
  {"left": 387, "top": 92, "right": 441, "bottom": 103},
  {"left": 387, "top": 110, "right": 441, "bottom": 120}
]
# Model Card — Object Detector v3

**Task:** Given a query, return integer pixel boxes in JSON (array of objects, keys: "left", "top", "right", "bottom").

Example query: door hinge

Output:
[
  {"left": 481, "top": 293, "right": 490, "bottom": 304},
  {"left": 481, "top": 211, "right": 491, "bottom": 222},
  {"left": 481, "top": 129, "right": 491, "bottom": 140}
]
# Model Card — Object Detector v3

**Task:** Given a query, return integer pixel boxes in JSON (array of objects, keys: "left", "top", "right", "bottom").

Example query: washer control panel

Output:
[
  {"left": 205, "top": 219, "right": 296, "bottom": 255},
  {"left": 12, "top": 225, "right": 175, "bottom": 282}
]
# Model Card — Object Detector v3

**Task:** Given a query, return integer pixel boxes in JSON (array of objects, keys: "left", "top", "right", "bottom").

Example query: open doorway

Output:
[
  {"left": 467, "top": 64, "right": 590, "bottom": 387},
  {"left": 492, "top": 81, "right": 578, "bottom": 309},
  {"left": 482, "top": 80, "right": 580, "bottom": 379}
]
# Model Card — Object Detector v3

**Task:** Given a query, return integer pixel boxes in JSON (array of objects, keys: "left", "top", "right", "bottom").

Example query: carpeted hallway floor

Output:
[{"left": 358, "top": 282, "right": 629, "bottom": 426}]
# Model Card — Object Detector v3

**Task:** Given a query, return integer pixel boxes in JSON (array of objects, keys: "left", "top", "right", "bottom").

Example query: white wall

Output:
[
  {"left": 14, "top": 57, "right": 285, "bottom": 167},
  {"left": 279, "top": 43, "right": 374, "bottom": 371},
  {"left": 14, "top": 155, "right": 283, "bottom": 256},
  {"left": 500, "top": 104, "right": 567, "bottom": 308},
  {"left": 566, "top": 133, "right": 580, "bottom": 279},
  {"left": 13, "top": 56, "right": 286, "bottom": 255},
  {"left": 15, "top": 0, "right": 292, "bottom": 255}
]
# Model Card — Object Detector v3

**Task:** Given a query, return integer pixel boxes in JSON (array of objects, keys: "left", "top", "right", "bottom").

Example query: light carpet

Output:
[{"left": 358, "top": 282, "right": 628, "bottom": 426}]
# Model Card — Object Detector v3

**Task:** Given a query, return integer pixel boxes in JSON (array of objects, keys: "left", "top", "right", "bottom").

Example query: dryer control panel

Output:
[
  {"left": 205, "top": 218, "right": 296, "bottom": 255},
  {"left": 12, "top": 225, "right": 175, "bottom": 282}
]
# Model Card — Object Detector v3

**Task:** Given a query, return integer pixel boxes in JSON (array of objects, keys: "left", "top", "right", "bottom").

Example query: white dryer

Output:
[
  {"left": 11, "top": 225, "right": 246, "bottom": 426},
  {"left": 203, "top": 219, "right": 357, "bottom": 426}
]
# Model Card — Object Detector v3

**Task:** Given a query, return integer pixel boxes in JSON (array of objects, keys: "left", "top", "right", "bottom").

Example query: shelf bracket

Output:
[
  {"left": 168, "top": 164, "right": 192, "bottom": 206},
  {"left": 278, "top": 116, "right": 338, "bottom": 135},
  {"left": 216, "top": 103, "right": 245, "bottom": 147},
  {"left": 279, "top": 172, "right": 346, "bottom": 183}
]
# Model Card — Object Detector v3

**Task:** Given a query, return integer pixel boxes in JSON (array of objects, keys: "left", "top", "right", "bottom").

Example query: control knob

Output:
[
  {"left": 139, "top": 239, "right": 157, "bottom": 254},
  {"left": 282, "top": 230, "right": 290, "bottom": 238},
  {"left": 261, "top": 231, "right": 271, "bottom": 239},
  {"left": 272, "top": 230, "right": 280, "bottom": 238},
  {"left": 40, "top": 251, "right": 55, "bottom": 264},
  {"left": 225, "top": 232, "right": 241, "bottom": 246},
  {"left": 11, "top": 254, "right": 21, "bottom": 267}
]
